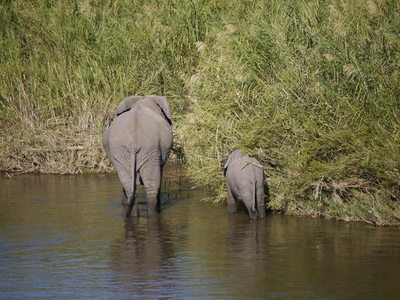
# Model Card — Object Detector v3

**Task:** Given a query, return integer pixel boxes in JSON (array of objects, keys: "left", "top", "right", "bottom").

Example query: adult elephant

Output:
[{"left": 103, "top": 95, "right": 173, "bottom": 217}]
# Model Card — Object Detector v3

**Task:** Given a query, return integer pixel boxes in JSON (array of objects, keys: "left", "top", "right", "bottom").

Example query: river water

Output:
[{"left": 0, "top": 164, "right": 399, "bottom": 299}]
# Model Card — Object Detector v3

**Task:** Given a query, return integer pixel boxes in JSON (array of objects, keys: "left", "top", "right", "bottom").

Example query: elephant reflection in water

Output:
[
  {"left": 111, "top": 218, "right": 178, "bottom": 296},
  {"left": 227, "top": 215, "right": 269, "bottom": 269}
]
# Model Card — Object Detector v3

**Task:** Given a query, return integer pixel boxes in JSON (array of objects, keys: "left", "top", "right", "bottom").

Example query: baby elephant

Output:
[{"left": 224, "top": 149, "right": 266, "bottom": 219}]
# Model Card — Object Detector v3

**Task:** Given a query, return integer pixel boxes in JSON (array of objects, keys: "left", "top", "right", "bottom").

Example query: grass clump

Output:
[{"left": 0, "top": 0, "right": 399, "bottom": 225}]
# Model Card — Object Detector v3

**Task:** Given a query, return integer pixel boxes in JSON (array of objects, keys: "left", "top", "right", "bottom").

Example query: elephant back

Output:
[
  {"left": 115, "top": 95, "right": 144, "bottom": 117},
  {"left": 224, "top": 149, "right": 263, "bottom": 177}
]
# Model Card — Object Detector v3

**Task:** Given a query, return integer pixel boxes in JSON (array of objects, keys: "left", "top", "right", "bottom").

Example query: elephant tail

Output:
[
  {"left": 252, "top": 180, "right": 257, "bottom": 214},
  {"left": 250, "top": 175, "right": 260, "bottom": 219},
  {"left": 126, "top": 147, "right": 137, "bottom": 217}
]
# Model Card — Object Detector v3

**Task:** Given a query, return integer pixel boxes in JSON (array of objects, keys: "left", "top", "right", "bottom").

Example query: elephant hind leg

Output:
[
  {"left": 112, "top": 158, "right": 139, "bottom": 217},
  {"left": 227, "top": 185, "right": 237, "bottom": 214},
  {"left": 241, "top": 192, "right": 258, "bottom": 219},
  {"left": 140, "top": 164, "right": 162, "bottom": 217},
  {"left": 257, "top": 183, "right": 266, "bottom": 219}
]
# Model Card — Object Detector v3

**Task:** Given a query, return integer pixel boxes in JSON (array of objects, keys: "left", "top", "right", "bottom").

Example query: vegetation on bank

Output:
[{"left": 1, "top": 0, "right": 399, "bottom": 225}]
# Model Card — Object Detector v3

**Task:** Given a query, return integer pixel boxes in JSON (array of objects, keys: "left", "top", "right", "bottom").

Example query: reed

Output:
[{"left": 1, "top": 0, "right": 399, "bottom": 225}]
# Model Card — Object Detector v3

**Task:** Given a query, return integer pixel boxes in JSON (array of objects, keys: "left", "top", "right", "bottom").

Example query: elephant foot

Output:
[
  {"left": 125, "top": 205, "right": 139, "bottom": 218},
  {"left": 146, "top": 193, "right": 160, "bottom": 218},
  {"left": 130, "top": 209, "right": 140, "bottom": 218},
  {"left": 124, "top": 207, "right": 132, "bottom": 218},
  {"left": 249, "top": 209, "right": 259, "bottom": 220},
  {"left": 258, "top": 209, "right": 266, "bottom": 219}
]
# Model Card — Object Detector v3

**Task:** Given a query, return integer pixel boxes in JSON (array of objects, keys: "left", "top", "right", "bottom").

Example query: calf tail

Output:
[{"left": 248, "top": 179, "right": 258, "bottom": 219}]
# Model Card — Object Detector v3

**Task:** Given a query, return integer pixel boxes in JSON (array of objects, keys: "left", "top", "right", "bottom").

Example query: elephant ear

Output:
[
  {"left": 223, "top": 160, "right": 230, "bottom": 177},
  {"left": 153, "top": 96, "right": 173, "bottom": 125},
  {"left": 223, "top": 153, "right": 234, "bottom": 177},
  {"left": 115, "top": 96, "right": 143, "bottom": 116},
  {"left": 224, "top": 149, "right": 241, "bottom": 177}
]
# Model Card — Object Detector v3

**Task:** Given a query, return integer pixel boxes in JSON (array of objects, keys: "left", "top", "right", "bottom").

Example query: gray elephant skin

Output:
[
  {"left": 224, "top": 149, "right": 266, "bottom": 219},
  {"left": 103, "top": 95, "right": 173, "bottom": 217}
]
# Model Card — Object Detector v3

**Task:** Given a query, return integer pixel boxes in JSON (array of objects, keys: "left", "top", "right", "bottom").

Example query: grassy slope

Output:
[
  {"left": 0, "top": 0, "right": 210, "bottom": 172},
  {"left": 1, "top": 0, "right": 399, "bottom": 224},
  {"left": 180, "top": 0, "right": 400, "bottom": 225}
]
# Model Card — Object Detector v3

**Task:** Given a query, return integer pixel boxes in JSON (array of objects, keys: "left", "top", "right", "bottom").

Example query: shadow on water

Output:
[{"left": 1, "top": 163, "right": 400, "bottom": 299}]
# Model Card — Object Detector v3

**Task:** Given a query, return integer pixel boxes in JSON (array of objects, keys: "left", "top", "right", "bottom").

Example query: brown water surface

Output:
[{"left": 1, "top": 164, "right": 399, "bottom": 299}]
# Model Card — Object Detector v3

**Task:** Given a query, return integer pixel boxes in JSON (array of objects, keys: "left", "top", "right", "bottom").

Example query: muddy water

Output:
[{"left": 1, "top": 164, "right": 399, "bottom": 299}]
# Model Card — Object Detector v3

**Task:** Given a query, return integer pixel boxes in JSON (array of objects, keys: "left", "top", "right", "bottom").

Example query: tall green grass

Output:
[
  {"left": 1, "top": 0, "right": 399, "bottom": 224},
  {"left": 0, "top": 0, "right": 214, "bottom": 172},
  {"left": 180, "top": 0, "right": 400, "bottom": 225}
]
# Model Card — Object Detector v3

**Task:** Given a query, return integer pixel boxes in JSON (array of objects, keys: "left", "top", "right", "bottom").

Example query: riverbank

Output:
[
  {"left": 1, "top": 120, "right": 399, "bottom": 226},
  {"left": 1, "top": 0, "right": 399, "bottom": 226}
]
